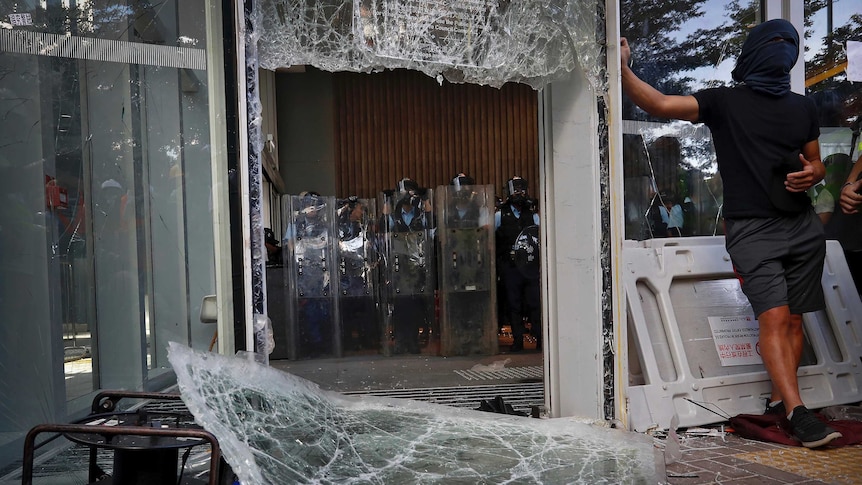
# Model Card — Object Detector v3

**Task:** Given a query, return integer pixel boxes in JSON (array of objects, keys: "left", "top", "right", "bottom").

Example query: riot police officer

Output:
[
  {"left": 283, "top": 192, "right": 338, "bottom": 359},
  {"left": 379, "top": 179, "right": 436, "bottom": 354},
  {"left": 495, "top": 176, "right": 541, "bottom": 352},
  {"left": 336, "top": 195, "right": 379, "bottom": 352},
  {"left": 437, "top": 173, "right": 497, "bottom": 355},
  {"left": 447, "top": 174, "right": 486, "bottom": 227}
]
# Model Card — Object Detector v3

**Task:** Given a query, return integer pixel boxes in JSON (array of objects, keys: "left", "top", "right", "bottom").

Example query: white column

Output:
[{"left": 542, "top": 72, "right": 607, "bottom": 418}]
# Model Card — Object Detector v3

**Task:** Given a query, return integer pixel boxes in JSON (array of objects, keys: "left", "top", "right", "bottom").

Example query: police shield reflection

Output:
[
  {"left": 512, "top": 225, "right": 540, "bottom": 279},
  {"left": 335, "top": 196, "right": 380, "bottom": 354},
  {"left": 283, "top": 193, "right": 339, "bottom": 359},
  {"left": 436, "top": 183, "right": 497, "bottom": 356}
]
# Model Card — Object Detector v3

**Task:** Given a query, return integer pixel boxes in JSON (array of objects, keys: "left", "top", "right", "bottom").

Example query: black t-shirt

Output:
[{"left": 693, "top": 86, "right": 820, "bottom": 218}]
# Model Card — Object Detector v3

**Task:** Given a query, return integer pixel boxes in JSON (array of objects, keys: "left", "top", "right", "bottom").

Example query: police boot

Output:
[{"left": 510, "top": 335, "right": 523, "bottom": 352}]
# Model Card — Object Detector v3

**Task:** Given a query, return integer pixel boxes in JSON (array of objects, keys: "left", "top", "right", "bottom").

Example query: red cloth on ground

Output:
[{"left": 730, "top": 411, "right": 862, "bottom": 447}]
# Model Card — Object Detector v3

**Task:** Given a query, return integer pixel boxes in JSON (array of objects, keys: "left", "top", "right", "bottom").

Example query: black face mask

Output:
[
  {"left": 395, "top": 195, "right": 417, "bottom": 213},
  {"left": 510, "top": 194, "right": 526, "bottom": 206},
  {"left": 731, "top": 19, "right": 799, "bottom": 97}
]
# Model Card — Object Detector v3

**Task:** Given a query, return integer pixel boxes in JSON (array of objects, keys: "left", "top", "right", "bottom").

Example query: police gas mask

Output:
[
  {"left": 452, "top": 174, "right": 475, "bottom": 210},
  {"left": 454, "top": 189, "right": 474, "bottom": 211},
  {"left": 507, "top": 177, "right": 528, "bottom": 206},
  {"left": 299, "top": 195, "right": 326, "bottom": 236},
  {"left": 396, "top": 194, "right": 418, "bottom": 213},
  {"left": 409, "top": 194, "right": 423, "bottom": 210},
  {"left": 301, "top": 196, "right": 323, "bottom": 217},
  {"left": 452, "top": 174, "right": 475, "bottom": 190}
]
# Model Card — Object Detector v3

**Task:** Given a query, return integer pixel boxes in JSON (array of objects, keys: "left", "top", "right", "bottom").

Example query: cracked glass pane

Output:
[
  {"left": 253, "top": 0, "right": 605, "bottom": 91},
  {"left": 168, "top": 342, "right": 661, "bottom": 483},
  {"left": 627, "top": 121, "right": 723, "bottom": 239}
]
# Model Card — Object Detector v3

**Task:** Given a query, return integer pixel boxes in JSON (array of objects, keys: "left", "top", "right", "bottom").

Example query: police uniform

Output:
[{"left": 495, "top": 177, "right": 541, "bottom": 351}]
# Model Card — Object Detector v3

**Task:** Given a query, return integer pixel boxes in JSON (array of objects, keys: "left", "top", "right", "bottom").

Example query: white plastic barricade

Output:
[{"left": 624, "top": 236, "right": 862, "bottom": 432}]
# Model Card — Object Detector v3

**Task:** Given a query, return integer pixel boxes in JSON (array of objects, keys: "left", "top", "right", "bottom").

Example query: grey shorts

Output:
[{"left": 724, "top": 210, "right": 825, "bottom": 317}]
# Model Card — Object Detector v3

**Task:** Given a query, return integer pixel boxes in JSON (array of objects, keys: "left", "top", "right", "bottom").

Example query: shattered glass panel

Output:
[
  {"left": 168, "top": 342, "right": 661, "bottom": 484},
  {"left": 623, "top": 121, "right": 724, "bottom": 240},
  {"left": 253, "top": 0, "right": 605, "bottom": 91}
]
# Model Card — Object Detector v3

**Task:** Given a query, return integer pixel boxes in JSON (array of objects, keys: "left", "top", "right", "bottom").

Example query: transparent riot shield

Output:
[
  {"left": 435, "top": 184, "right": 497, "bottom": 356},
  {"left": 281, "top": 194, "right": 339, "bottom": 360},
  {"left": 378, "top": 189, "right": 437, "bottom": 356},
  {"left": 335, "top": 197, "right": 381, "bottom": 355}
]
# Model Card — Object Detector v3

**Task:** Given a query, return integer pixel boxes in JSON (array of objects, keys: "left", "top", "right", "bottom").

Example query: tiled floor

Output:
[{"left": 665, "top": 429, "right": 862, "bottom": 484}]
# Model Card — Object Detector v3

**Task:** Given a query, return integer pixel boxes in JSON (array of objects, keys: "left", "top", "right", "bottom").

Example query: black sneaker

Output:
[
  {"left": 763, "top": 399, "right": 786, "bottom": 417},
  {"left": 789, "top": 406, "right": 842, "bottom": 448}
]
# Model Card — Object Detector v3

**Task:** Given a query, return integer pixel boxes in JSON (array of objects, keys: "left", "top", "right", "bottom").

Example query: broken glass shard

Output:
[
  {"left": 168, "top": 342, "right": 661, "bottom": 483},
  {"left": 253, "top": 0, "right": 605, "bottom": 91}
]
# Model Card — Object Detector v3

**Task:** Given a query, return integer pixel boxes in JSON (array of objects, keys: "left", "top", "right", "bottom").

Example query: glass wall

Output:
[
  {"left": 805, "top": 1, "right": 862, "bottom": 294},
  {"left": 621, "top": 0, "right": 862, "bottom": 244},
  {"left": 620, "top": 0, "right": 763, "bottom": 240},
  {"left": 0, "top": 0, "right": 228, "bottom": 472}
]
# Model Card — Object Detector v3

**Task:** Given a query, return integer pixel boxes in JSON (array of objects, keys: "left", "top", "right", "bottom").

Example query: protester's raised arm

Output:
[{"left": 620, "top": 38, "right": 700, "bottom": 123}]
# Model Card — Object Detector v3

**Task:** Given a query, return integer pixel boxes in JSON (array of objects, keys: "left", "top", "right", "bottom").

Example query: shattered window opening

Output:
[
  {"left": 253, "top": 0, "right": 606, "bottom": 92},
  {"left": 168, "top": 342, "right": 661, "bottom": 484}
]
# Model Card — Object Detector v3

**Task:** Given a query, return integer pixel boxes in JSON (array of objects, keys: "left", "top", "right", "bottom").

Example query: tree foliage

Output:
[{"left": 621, "top": 0, "right": 759, "bottom": 120}]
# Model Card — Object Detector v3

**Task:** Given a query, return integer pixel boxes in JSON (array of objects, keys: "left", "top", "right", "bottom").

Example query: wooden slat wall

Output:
[{"left": 334, "top": 69, "right": 539, "bottom": 200}]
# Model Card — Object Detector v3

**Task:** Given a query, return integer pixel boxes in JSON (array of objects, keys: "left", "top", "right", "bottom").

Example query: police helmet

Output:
[
  {"left": 300, "top": 193, "right": 325, "bottom": 215},
  {"left": 337, "top": 195, "right": 362, "bottom": 217},
  {"left": 451, "top": 173, "right": 475, "bottom": 190},
  {"left": 397, "top": 178, "right": 419, "bottom": 194},
  {"left": 507, "top": 176, "right": 528, "bottom": 197}
]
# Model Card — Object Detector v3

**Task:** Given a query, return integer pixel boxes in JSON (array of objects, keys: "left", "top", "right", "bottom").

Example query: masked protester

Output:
[{"left": 621, "top": 19, "right": 838, "bottom": 448}]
